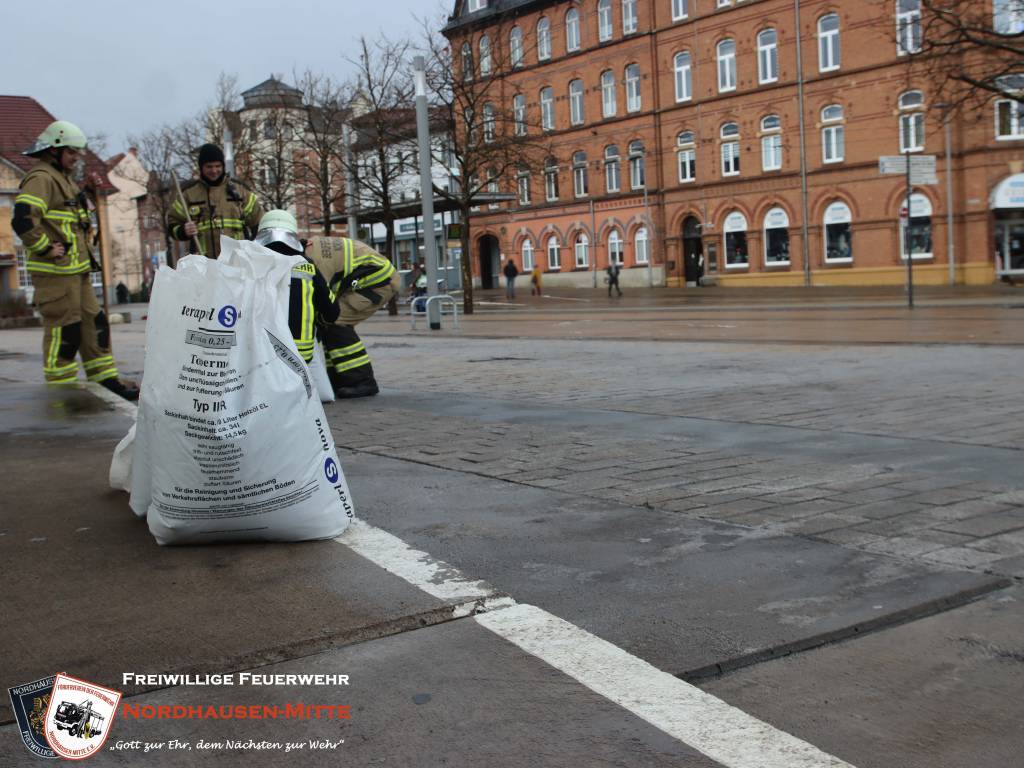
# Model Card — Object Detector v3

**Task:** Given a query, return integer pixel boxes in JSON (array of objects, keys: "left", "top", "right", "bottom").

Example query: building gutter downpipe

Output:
[{"left": 795, "top": 0, "right": 812, "bottom": 288}]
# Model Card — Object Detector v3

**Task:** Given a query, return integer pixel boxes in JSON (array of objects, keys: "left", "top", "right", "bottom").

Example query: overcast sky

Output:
[{"left": 1, "top": 0, "right": 444, "bottom": 156}]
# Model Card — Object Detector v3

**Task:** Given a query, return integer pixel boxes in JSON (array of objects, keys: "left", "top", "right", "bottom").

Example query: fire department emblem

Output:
[
  {"left": 43, "top": 673, "right": 122, "bottom": 760},
  {"left": 7, "top": 675, "right": 57, "bottom": 758}
]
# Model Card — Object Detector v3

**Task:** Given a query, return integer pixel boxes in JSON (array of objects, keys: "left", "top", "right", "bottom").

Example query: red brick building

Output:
[{"left": 444, "top": 0, "right": 1024, "bottom": 289}]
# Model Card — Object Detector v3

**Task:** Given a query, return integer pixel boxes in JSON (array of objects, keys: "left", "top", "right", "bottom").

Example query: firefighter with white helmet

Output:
[
  {"left": 255, "top": 210, "right": 398, "bottom": 398},
  {"left": 11, "top": 120, "right": 138, "bottom": 400}
]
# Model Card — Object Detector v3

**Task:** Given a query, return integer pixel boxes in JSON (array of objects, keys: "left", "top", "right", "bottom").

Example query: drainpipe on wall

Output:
[
  {"left": 591, "top": 197, "right": 598, "bottom": 288},
  {"left": 795, "top": 0, "right": 812, "bottom": 288}
]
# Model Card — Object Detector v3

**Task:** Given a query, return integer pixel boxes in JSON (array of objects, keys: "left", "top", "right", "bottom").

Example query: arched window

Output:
[
  {"left": 723, "top": 211, "right": 748, "bottom": 268},
  {"left": 824, "top": 201, "right": 853, "bottom": 262},
  {"left": 569, "top": 79, "right": 585, "bottom": 125},
  {"left": 761, "top": 114, "right": 782, "bottom": 171},
  {"left": 478, "top": 36, "right": 492, "bottom": 76},
  {"left": 547, "top": 234, "right": 561, "bottom": 270},
  {"left": 598, "top": 0, "right": 614, "bottom": 41},
  {"left": 540, "top": 87, "right": 555, "bottom": 130},
  {"left": 575, "top": 232, "right": 590, "bottom": 267},
  {"left": 822, "top": 105, "right": 845, "bottom": 163},
  {"left": 995, "top": 0, "right": 1024, "bottom": 34},
  {"left": 721, "top": 122, "right": 740, "bottom": 176},
  {"left": 764, "top": 207, "right": 790, "bottom": 265},
  {"left": 899, "top": 90, "right": 925, "bottom": 152},
  {"left": 901, "top": 193, "right": 933, "bottom": 260},
  {"left": 635, "top": 227, "right": 649, "bottom": 264},
  {"left": 625, "top": 63, "right": 642, "bottom": 112},
  {"left": 537, "top": 17, "right": 552, "bottom": 60},
  {"left": 544, "top": 156, "right": 559, "bottom": 201},
  {"left": 608, "top": 229, "right": 624, "bottom": 265},
  {"left": 897, "top": 0, "right": 922, "bottom": 55},
  {"left": 510, "top": 27, "right": 524, "bottom": 68},
  {"left": 717, "top": 39, "right": 736, "bottom": 92},
  {"left": 758, "top": 29, "right": 778, "bottom": 83},
  {"left": 461, "top": 43, "right": 473, "bottom": 81},
  {"left": 601, "top": 70, "right": 618, "bottom": 117},
  {"left": 566, "top": 8, "right": 581, "bottom": 51},
  {"left": 521, "top": 238, "right": 535, "bottom": 270},
  {"left": 818, "top": 14, "right": 840, "bottom": 71},
  {"left": 513, "top": 94, "right": 526, "bottom": 136},
  {"left": 677, "top": 130, "right": 696, "bottom": 183},
  {"left": 674, "top": 52, "right": 692, "bottom": 102},
  {"left": 622, "top": 0, "right": 638, "bottom": 34},
  {"left": 604, "top": 145, "right": 621, "bottom": 192},
  {"left": 629, "top": 140, "right": 645, "bottom": 189},
  {"left": 573, "top": 151, "right": 589, "bottom": 197}
]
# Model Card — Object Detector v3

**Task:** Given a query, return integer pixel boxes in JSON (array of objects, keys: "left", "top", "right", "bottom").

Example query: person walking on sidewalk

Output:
[
  {"left": 606, "top": 262, "right": 623, "bottom": 297},
  {"left": 167, "top": 143, "right": 262, "bottom": 259},
  {"left": 12, "top": 121, "right": 138, "bottom": 400},
  {"left": 530, "top": 263, "right": 543, "bottom": 296},
  {"left": 503, "top": 258, "right": 519, "bottom": 300}
]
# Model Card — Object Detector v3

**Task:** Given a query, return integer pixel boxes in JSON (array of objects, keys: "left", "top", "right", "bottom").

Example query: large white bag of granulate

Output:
[{"left": 127, "top": 236, "right": 353, "bottom": 545}]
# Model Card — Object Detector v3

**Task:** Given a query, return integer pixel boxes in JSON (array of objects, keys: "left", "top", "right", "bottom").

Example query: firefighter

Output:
[
  {"left": 253, "top": 210, "right": 338, "bottom": 363},
  {"left": 254, "top": 211, "right": 399, "bottom": 398},
  {"left": 11, "top": 121, "right": 138, "bottom": 400},
  {"left": 167, "top": 143, "right": 262, "bottom": 259}
]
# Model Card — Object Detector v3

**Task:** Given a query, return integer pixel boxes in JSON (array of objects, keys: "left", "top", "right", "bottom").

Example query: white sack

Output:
[
  {"left": 109, "top": 422, "right": 136, "bottom": 494},
  {"left": 128, "top": 237, "right": 353, "bottom": 545},
  {"left": 309, "top": 342, "right": 336, "bottom": 403}
]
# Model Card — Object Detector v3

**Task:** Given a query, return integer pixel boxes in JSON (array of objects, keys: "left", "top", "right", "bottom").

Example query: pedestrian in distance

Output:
[
  {"left": 115, "top": 282, "right": 129, "bottom": 305},
  {"left": 11, "top": 120, "right": 139, "bottom": 400},
  {"left": 167, "top": 143, "right": 263, "bottom": 259},
  {"left": 255, "top": 210, "right": 401, "bottom": 399},
  {"left": 530, "top": 263, "right": 543, "bottom": 296},
  {"left": 503, "top": 258, "right": 519, "bottom": 300},
  {"left": 606, "top": 262, "right": 623, "bottom": 297}
]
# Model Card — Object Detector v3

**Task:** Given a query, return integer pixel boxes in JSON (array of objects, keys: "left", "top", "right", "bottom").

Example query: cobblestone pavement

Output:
[{"left": 331, "top": 333, "right": 1024, "bottom": 579}]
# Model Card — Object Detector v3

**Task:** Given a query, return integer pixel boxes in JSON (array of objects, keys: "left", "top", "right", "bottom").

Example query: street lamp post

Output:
[{"left": 414, "top": 55, "right": 442, "bottom": 330}]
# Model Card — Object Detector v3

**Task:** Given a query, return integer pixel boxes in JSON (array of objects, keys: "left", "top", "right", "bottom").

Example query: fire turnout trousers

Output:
[
  {"left": 32, "top": 272, "right": 119, "bottom": 385},
  {"left": 321, "top": 324, "right": 376, "bottom": 388}
]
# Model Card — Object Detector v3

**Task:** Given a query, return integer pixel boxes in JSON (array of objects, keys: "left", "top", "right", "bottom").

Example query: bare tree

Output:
[
  {"left": 292, "top": 69, "right": 353, "bottom": 236},
  {"left": 421, "top": 15, "right": 551, "bottom": 314},
  {"left": 247, "top": 107, "right": 300, "bottom": 210},
  {"left": 896, "top": 1, "right": 1024, "bottom": 113},
  {"left": 126, "top": 123, "right": 194, "bottom": 264}
]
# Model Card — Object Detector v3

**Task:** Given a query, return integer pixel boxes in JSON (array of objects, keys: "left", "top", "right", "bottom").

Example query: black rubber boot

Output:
[
  {"left": 334, "top": 381, "right": 380, "bottom": 399},
  {"left": 100, "top": 378, "right": 140, "bottom": 402}
]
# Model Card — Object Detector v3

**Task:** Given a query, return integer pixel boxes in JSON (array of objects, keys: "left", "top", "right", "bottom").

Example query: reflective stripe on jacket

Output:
[{"left": 12, "top": 161, "right": 93, "bottom": 276}]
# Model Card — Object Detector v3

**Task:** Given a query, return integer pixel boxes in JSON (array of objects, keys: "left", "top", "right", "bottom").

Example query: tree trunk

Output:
[{"left": 460, "top": 213, "right": 474, "bottom": 315}]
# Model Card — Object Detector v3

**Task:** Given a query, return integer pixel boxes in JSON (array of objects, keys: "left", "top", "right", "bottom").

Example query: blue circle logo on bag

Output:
[
  {"left": 217, "top": 305, "right": 238, "bottom": 328},
  {"left": 324, "top": 458, "right": 339, "bottom": 484}
]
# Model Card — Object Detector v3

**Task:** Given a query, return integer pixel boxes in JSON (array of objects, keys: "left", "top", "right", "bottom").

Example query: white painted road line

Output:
[
  {"left": 84, "top": 381, "right": 139, "bottom": 418},
  {"left": 477, "top": 603, "right": 855, "bottom": 768},
  {"left": 99, "top": 389, "right": 854, "bottom": 767}
]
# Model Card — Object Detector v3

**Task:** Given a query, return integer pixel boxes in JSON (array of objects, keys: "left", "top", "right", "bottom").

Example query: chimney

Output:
[{"left": 129, "top": 147, "right": 138, "bottom": 157}]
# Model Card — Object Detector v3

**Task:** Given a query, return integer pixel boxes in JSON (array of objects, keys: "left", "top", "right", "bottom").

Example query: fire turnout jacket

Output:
[
  {"left": 167, "top": 176, "right": 262, "bottom": 259},
  {"left": 12, "top": 160, "right": 94, "bottom": 276},
  {"left": 303, "top": 237, "right": 397, "bottom": 301}
]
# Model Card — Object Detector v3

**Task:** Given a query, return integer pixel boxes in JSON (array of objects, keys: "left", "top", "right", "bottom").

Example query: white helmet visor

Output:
[{"left": 254, "top": 228, "right": 303, "bottom": 254}]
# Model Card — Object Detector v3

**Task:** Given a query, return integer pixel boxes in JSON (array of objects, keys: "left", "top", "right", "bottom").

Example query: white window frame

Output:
[
  {"left": 629, "top": 141, "right": 646, "bottom": 189},
  {"left": 822, "top": 105, "right": 845, "bottom": 163},
  {"left": 626, "top": 64, "right": 642, "bottom": 112},
  {"left": 538, "top": 17, "right": 552, "bottom": 60},
  {"left": 566, "top": 8, "right": 581, "bottom": 51},
  {"left": 510, "top": 27, "right": 524, "bottom": 68},
  {"left": 570, "top": 79, "right": 585, "bottom": 126},
  {"left": 723, "top": 211, "right": 749, "bottom": 268},
  {"left": 899, "top": 112, "right": 925, "bottom": 153},
  {"left": 547, "top": 235, "right": 561, "bottom": 270},
  {"left": 720, "top": 123, "right": 740, "bottom": 176},
  {"left": 513, "top": 94, "right": 526, "bottom": 136},
  {"left": 545, "top": 161, "right": 559, "bottom": 201},
  {"left": 598, "top": 0, "right": 614, "bottom": 41},
  {"left": 672, "top": 0, "right": 689, "bottom": 21},
  {"left": 522, "top": 239, "right": 535, "bottom": 270},
  {"left": 601, "top": 70, "right": 618, "bottom": 117},
  {"left": 483, "top": 103, "right": 496, "bottom": 143},
  {"left": 461, "top": 43, "right": 474, "bottom": 81},
  {"left": 823, "top": 201, "right": 853, "bottom": 263},
  {"left": 897, "top": 0, "right": 922, "bottom": 55},
  {"left": 717, "top": 39, "right": 737, "bottom": 92},
  {"left": 900, "top": 192, "right": 934, "bottom": 261},
  {"left": 575, "top": 233, "right": 590, "bottom": 267},
  {"left": 605, "top": 146, "right": 622, "bottom": 192},
  {"left": 635, "top": 227, "right": 650, "bottom": 264},
  {"left": 479, "top": 36, "right": 492, "bottom": 76},
  {"left": 674, "top": 52, "right": 692, "bottom": 102},
  {"left": 467, "top": 0, "right": 487, "bottom": 11},
  {"left": 517, "top": 172, "right": 532, "bottom": 205},
  {"left": 677, "top": 131, "right": 696, "bottom": 183},
  {"left": 818, "top": 14, "right": 840, "bottom": 72},
  {"left": 541, "top": 87, "right": 555, "bottom": 131},
  {"left": 761, "top": 115, "right": 782, "bottom": 171},
  {"left": 996, "top": 98, "right": 1024, "bottom": 139},
  {"left": 758, "top": 29, "right": 779, "bottom": 84},
  {"left": 623, "top": 0, "right": 638, "bottom": 34},
  {"left": 573, "top": 152, "right": 589, "bottom": 197},
  {"left": 608, "top": 229, "right": 624, "bottom": 264},
  {"left": 763, "top": 207, "right": 791, "bottom": 266},
  {"left": 995, "top": 0, "right": 1024, "bottom": 34}
]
